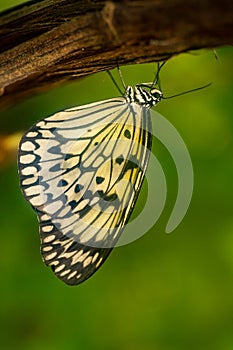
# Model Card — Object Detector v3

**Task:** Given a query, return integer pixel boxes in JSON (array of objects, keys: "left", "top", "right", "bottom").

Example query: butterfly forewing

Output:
[{"left": 18, "top": 98, "right": 152, "bottom": 285}]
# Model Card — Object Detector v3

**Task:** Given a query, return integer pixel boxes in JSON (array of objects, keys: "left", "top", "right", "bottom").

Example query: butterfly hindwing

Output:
[
  {"left": 18, "top": 98, "right": 152, "bottom": 285},
  {"left": 38, "top": 211, "right": 112, "bottom": 285}
]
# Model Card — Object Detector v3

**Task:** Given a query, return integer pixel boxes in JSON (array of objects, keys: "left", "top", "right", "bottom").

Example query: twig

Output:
[{"left": 0, "top": 0, "right": 232, "bottom": 109}]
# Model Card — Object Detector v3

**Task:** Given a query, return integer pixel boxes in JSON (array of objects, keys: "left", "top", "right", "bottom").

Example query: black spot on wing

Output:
[
  {"left": 74, "top": 184, "right": 83, "bottom": 193},
  {"left": 69, "top": 200, "right": 78, "bottom": 210},
  {"left": 58, "top": 179, "right": 68, "bottom": 187},
  {"left": 124, "top": 129, "right": 131, "bottom": 139},
  {"left": 116, "top": 155, "right": 124, "bottom": 165},
  {"left": 96, "top": 176, "right": 104, "bottom": 184},
  {"left": 97, "top": 190, "right": 118, "bottom": 203},
  {"left": 48, "top": 145, "right": 61, "bottom": 154},
  {"left": 49, "top": 163, "right": 61, "bottom": 172}
]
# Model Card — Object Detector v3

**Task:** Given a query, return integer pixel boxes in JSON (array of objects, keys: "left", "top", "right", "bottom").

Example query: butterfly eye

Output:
[{"left": 151, "top": 89, "right": 162, "bottom": 100}]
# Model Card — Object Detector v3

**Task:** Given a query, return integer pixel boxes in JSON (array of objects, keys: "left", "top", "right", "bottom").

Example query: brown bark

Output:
[{"left": 0, "top": 0, "right": 232, "bottom": 109}]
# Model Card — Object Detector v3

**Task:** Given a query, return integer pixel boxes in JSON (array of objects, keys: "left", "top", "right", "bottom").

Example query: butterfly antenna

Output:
[
  {"left": 163, "top": 83, "right": 212, "bottom": 99},
  {"left": 106, "top": 70, "right": 124, "bottom": 95},
  {"left": 117, "top": 64, "right": 126, "bottom": 90},
  {"left": 157, "top": 64, "right": 162, "bottom": 92},
  {"left": 213, "top": 48, "right": 219, "bottom": 61},
  {"left": 151, "top": 61, "right": 167, "bottom": 89}
]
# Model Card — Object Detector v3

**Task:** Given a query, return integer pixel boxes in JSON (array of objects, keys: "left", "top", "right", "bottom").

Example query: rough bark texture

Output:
[{"left": 0, "top": 0, "right": 232, "bottom": 109}]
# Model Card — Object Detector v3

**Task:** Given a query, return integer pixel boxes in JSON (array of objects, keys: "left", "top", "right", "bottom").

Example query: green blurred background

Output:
[{"left": 0, "top": 1, "right": 233, "bottom": 350}]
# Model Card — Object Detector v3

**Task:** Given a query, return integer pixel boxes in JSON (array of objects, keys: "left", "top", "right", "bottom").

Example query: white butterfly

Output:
[{"left": 18, "top": 68, "right": 163, "bottom": 285}]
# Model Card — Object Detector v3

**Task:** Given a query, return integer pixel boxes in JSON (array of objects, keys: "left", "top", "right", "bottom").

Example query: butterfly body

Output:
[{"left": 18, "top": 82, "right": 162, "bottom": 285}]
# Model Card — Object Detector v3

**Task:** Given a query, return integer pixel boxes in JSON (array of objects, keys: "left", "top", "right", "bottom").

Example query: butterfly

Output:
[
  {"left": 18, "top": 64, "right": 208, "bottom": 285},
  {"left": 17, "top": 64, "right": 165, "bottom": 285}
]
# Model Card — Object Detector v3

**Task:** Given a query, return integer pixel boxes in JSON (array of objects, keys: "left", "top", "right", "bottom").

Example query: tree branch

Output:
[{"left": 0, "top": 0, "right": 232, "bottom": 109}]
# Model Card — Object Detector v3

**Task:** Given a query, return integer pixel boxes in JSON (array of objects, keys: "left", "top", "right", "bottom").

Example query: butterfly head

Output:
[
  {"left": 125, "top": 85, "right": 163, "bottom": 109},
  {"left": 149, "top": 88, "right": 163, "bottom": 106}
]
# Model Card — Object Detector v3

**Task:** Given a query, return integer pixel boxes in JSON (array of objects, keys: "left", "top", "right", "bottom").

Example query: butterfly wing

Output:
[{"left": 18, "top": 98, "right": 152, "bottom": 285}]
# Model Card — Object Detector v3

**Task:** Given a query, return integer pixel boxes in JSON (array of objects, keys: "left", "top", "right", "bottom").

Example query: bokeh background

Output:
[{"left": 1, "top": 1, "right": 233, "bottom": 349}]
